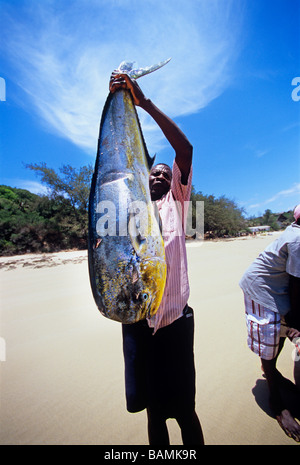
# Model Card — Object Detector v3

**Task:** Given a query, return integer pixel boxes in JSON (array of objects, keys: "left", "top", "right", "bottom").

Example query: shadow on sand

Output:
[
  {"left": 252, "top": 375, "right": 300, "bottom": 421},
  {"left": 0, "top": 255, "right": 87, "bottom": 271}
]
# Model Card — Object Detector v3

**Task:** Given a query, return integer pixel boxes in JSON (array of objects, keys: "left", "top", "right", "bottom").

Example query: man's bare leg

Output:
[{"left": 261, "top": 338, "right": 300, "bottom": 442}]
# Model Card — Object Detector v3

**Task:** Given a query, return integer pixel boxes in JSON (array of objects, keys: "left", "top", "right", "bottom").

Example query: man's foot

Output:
[{"left": 276, "top": 409, "right": 300, "bottom": 442}]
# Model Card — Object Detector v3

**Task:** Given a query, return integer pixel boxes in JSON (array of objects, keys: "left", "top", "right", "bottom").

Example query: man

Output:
[
  {"left": 110, "top": 72, "right": 204, "bottom": 445},
  {"left": 239, "top": 205, "right": 300, "bottom": 442}
]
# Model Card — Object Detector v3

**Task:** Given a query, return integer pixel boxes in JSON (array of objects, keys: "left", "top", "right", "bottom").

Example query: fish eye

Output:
[{"left": 141, "top": 292, "right": 149, "bottom": 301}]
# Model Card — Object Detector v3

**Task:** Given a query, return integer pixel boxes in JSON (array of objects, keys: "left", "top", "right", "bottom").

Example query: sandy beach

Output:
[{"left": 0, "top": 233, "right": 299, "bottom": 445}]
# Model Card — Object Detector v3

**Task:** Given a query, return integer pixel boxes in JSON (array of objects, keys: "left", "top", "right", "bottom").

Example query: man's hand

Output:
[
  {"left": 287, "top": 327, "right": 300, "bottom": 342},
  {"left": 109, "top": 72, "right": 146, "bottom": 107},
  {"left": 109, "top": 69, "right": 192, "bottom": 183}
]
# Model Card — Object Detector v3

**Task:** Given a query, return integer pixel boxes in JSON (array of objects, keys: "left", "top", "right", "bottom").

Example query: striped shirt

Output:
[{"left": 147, "top": 160, "right": 193, "bottom": 333}]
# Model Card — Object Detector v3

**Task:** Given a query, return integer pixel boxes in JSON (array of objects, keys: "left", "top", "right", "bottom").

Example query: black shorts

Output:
[{"left": 122, "top": 306, "right": 196, "bottom": 419}]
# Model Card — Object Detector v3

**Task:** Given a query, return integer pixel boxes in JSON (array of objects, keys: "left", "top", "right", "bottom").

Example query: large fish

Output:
[{"left": 88, "top": 59, "right": 170, "bottom": 324}]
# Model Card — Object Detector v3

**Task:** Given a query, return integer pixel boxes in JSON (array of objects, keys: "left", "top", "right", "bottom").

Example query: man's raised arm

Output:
[{"left": 110, "top": 72, "right": 193, "bottom": 184}]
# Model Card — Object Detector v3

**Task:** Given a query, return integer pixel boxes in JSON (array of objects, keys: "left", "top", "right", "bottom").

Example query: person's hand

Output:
[
  {"left": 109, "top": 72, "right": 146, "bottom": 107},
  {"left": 287, "top": 327, "right": 300, "bottom": 342}
]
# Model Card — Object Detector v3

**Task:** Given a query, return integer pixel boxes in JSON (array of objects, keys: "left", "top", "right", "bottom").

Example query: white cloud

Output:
[
  {"left": 3, "top": 179, "right": 49, "bottom": 195},
  {"left": 266, "top": 183, "right": 300, "bottom": 204},
  {"left": 255, "top": 149, "right": 269, "bottom": 158},
  {"left": 248, "top": 183, "right": 300, "bottom": 211},
  {"left": 1, "top": 0, "right": 244, "bottom": 154}
]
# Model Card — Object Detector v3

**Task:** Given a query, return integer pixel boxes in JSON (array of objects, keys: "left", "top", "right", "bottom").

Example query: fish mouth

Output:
[
  {"left": 92, "top": 261, "right": 165, "bottom": 323},
  {"left": 114, "top": 287, "right": 151, "bottom": 323},
  {"left": 107, "top": 257, "right": 165, "bottom": 323}
]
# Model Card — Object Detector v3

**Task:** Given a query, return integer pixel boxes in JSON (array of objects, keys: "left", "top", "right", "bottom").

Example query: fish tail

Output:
[{"left": 117, "top": 58, "right": 171, "bottom": 80}]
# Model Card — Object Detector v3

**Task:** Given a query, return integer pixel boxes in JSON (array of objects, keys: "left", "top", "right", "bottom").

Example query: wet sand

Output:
[{"left": 0, "top": 234, "right": 299, "bottom": 445}]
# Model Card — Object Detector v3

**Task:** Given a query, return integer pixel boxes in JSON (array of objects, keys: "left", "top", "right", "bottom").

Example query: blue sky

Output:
[{"left": 0, "top": 0, "right": 299, "bottom": 218}]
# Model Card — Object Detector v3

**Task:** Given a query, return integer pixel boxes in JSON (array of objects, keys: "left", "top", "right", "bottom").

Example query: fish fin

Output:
[
  {"left": 117, "top": 58, "right": 171, "bottom": 80},
  {"left": 146, "top": 153, "right": 155, "bottom": 170},
  {"left": 133, "top": 105, "right": 154, "bottom": 171},
  {"left": 128, "top": 212, "right": 146, "bottom": 256}
]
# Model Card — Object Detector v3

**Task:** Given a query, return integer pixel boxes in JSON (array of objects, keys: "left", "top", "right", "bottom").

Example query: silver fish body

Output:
[{"left": 88, "top": 61, "right": 169, "bottom": 324}]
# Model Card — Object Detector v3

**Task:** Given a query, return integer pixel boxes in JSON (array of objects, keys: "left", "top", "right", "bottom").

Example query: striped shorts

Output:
[{"left": 244, "top": 294, "right": 288, "bottom": 361}]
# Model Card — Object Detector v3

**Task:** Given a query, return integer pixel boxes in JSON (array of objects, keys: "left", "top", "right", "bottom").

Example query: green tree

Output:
[
  {"left": 26, "top": 162, "right": 93, "bottom": 235},
  {"left": 262, "top": 209, "right": 272, "bottom": 225},
  {"left": 0, "top": 185, "right": 88, "bottom": 255},
  {"left": 190, "top": 188, "right": 246, "bottom": 237},
  {"left": 25, "top": 163, "right": 93, "bottom": 212}
]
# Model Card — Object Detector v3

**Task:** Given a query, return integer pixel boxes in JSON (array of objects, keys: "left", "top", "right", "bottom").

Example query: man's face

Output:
[{"left": 149, "top": 164, "right": 172, "bottom": 201}]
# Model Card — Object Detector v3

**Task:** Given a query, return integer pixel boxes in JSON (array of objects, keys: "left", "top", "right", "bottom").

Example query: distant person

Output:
[
  {"left": 110, "top": 71, "right": 204, "bottom": 445},
  {"left": 239, "top": 205, "right": 300, "bottom": 442}
]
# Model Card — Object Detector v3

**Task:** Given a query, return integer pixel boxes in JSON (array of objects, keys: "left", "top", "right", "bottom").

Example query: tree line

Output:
[{"left": 0, "top": 163, "right": 291, "bottom": 256}]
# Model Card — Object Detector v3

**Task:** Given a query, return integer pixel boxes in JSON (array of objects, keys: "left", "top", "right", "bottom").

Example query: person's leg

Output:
[
  {"left": 175, "top": 409, "right": 204, "bottom": 445},
  {"left": 157, "top": 307, "right": 204, "bottom": 445},
  {"left": 261, "top": 338, "right": 300, "bottom": 442},
  {"left": 146, "top": 307, "right": 203, "bottom": 445},
  {"left": 146, "top": 408, "right": 170, "bottom": 445},
  {"left": 122, "top": 321, "right": 149, "bottom": 413},
  {"left": 294, "top": 358, "right": 300, "bottom": 388},
  {"left": 244, "top": 296, "right": 300, "bottom": 441},
  {"left": 261, "top": 337, "right": 285, "bottom": 412}
]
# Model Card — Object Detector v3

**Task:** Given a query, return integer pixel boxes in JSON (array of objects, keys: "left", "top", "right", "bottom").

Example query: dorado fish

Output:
[{"left": 88, "top": 59, "right": 170, "bottom": 324}]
